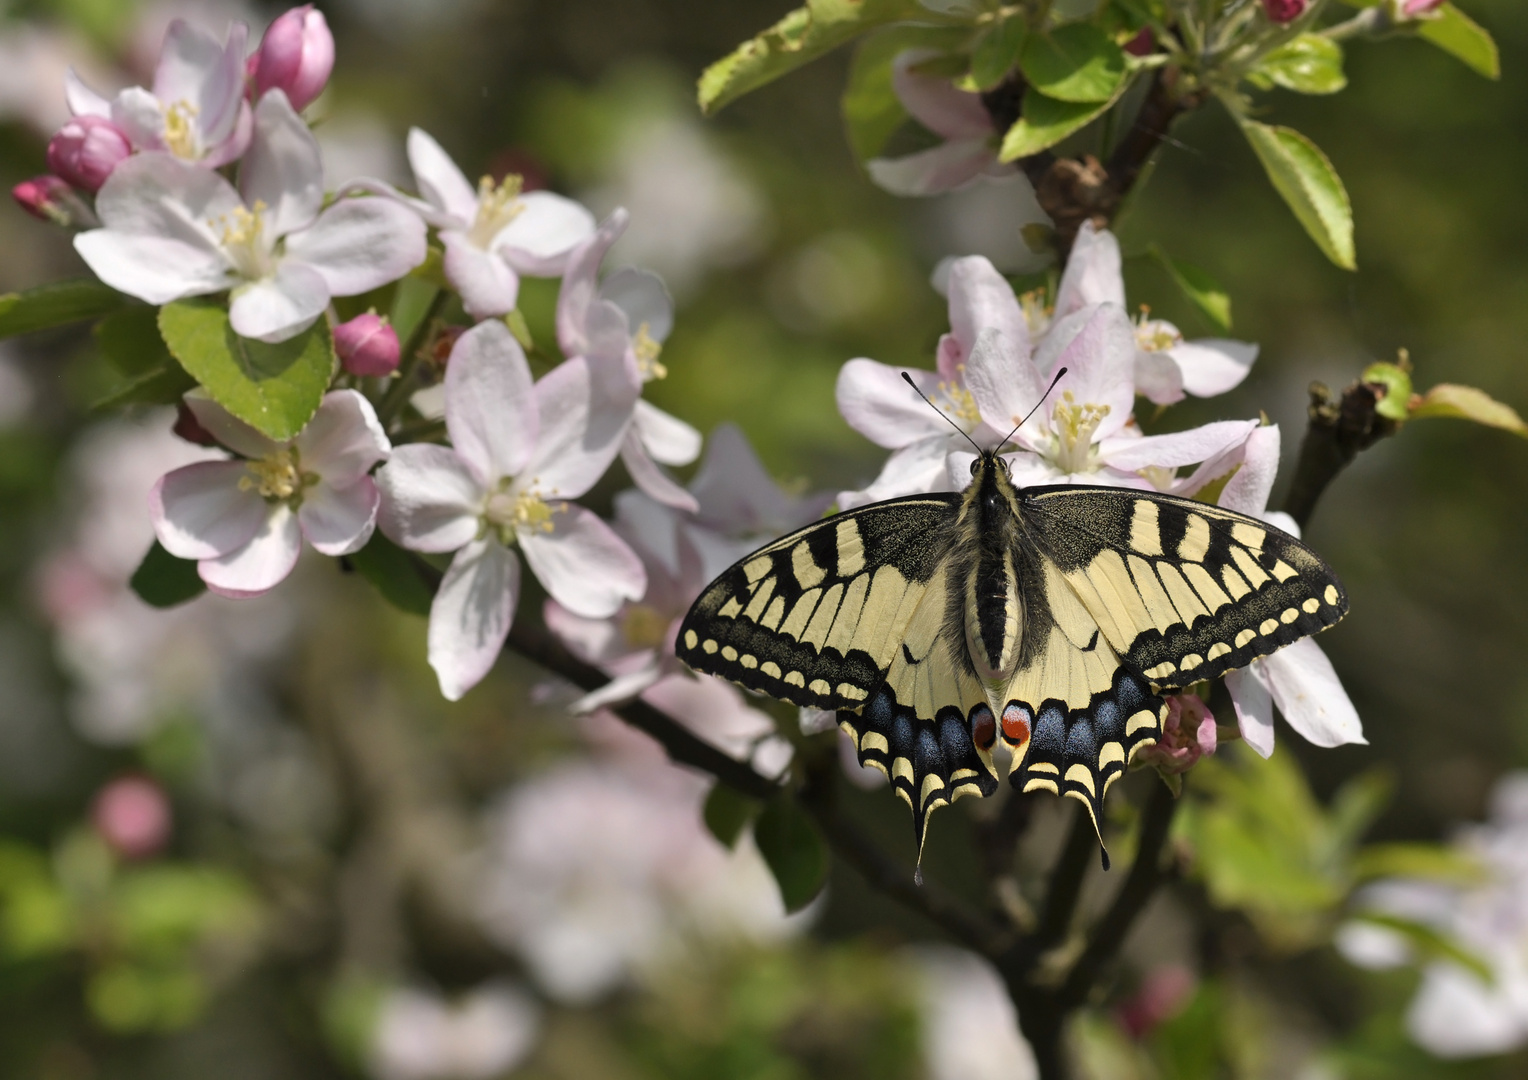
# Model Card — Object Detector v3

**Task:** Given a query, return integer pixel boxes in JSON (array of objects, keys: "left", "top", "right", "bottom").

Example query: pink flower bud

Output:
[
  {"left": 173, "top": 401, "right": 220, "bottom": 446},
  {"left": 11, "top": 175, "right": 95, "bottom": 228},
  {"left": 1135, "top": 693, "right": 1217, "bottom": 776},
  {"left": 251, "top": 5, "right": 335, "bottom": 112},
  {"left": 1262, "top": 0, "right": 1308, "bottom": 23},
  {"left": 1400, "top": 0, "right": 1445, "bottom": 15},
  {"left": 1123, "top": 28, "right": 1155, "bottom": 58},
  {"left": 335, "top": 312, "right": 400, "bottom": 376},
  {"left": 92, "top": 775, "right": 172, "bottom": 860},
  {"left": 1118, "top": 966, "right": 1196, "bottom": 1040},
  {"left": 46, "top": 116, "right": 132, "bottom": 193}
]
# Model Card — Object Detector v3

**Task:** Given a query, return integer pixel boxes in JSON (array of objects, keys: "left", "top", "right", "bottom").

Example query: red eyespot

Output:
[
  {"left": 1001, "top": 703, "right": 1032, "bottom": 745},
  {"left": 969, "top": 705, "right": 996, "bottom": 751}
]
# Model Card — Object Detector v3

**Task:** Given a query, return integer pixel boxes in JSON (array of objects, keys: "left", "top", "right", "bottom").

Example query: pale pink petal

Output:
[
  {"left": 1048, "top": 304, "right": 1137, "bottom": 440},
  {"left": 543, "top": 599, "right": 630, "bottom": 667},
  {"left": 944, "top": 254, "right": 1032, "bottom": 375},
  {"left": 1216, "top": 424, "right": 1281, "bottom": 516},
  {"left": 240, "top": 90, "right": 324, "bottom": 237},
  {"left": 837, "top": 436, "right": 955, "bottom": 510},
  {"left": 428, "top": 538, "right": 521, "bottom": 701},
  {"left": 556, "top": 209, "right": 628, "bottom": 358},
  {"left": 643, "top": 673, "right": 775, "bottom": 756},
  {"left": 376, "top": 444, "right": 484, "bottom": 553},
  {"left": 495, "top": 192, "right": 597, "bottom": 275},
  {"left": 150, "top": 460, "right": 266, "bottom": 559},
  {"left": 110, "top": 87, "right": 166, "bottom": 150},
  {"left": 621, "top": 431, "right": 699, "bottom": 513},
  {"left": 1098, "top": 419, "right": 1257, "bottom": 471},
  {"left": 571, "top": 666, "right": 664, "bottom": 714},
  {"left": 583, "top": 300, "right": 634, "bottom": 366},
  {"left": 228, "top": 260, "right": 329, "bottom": 343},
  {"left": 1169, "top": 339, "right": 1259, "bottom": 398},
  {"left": 1054, "top": 221, "right": 1125, "bottom": 319},
  {"left": 200, "top": 22, "right": 248, "bottom": 148},
  {"left": 891, "top": 49, "right": 993, "bottom": 139},
  {"left": 601, "top": 268, "right": 673, "bottom": 342},
  {"left": 1262, "top": 638, "right": 1365, "bottom": 748},
  {"left": 519, "top": 503, "right": 646, "bottom": 619},
  {"left": 443, "top": 232, "right": 519, "bottom": 319},
  {"left": 199, "top": 502, "right": 302, "bottom": 597},
  {"left": 633, "top": 400, "right": 700, "bottom": 466},
  {"left": 406, "top": 127, "right": 478, "bottom": 224},
  {"left": 837, "top": 360, "right": 950, "bottom": 449},
  {"left": 965, "top": 327, "right": 1048, "bottom": 439},
  {"left": 867, "top": 139, "right": 997, "bottom": 197},
  {"left": 65, "top": 69, "right": 111, "bottom": 118},
  {"left": 184, "top": 393, "right": 281, "bottom": 459},
  {"left": 1407, "top": 966, "right": 1527, "bottom": 1059},
  {"left": 151, "top": 20, "right": 225, "bottom": 117},
  {"left": 444, "top": 320, "right": 538, "bottom": 484},
  {"left": 284, "top": 197, "right": 427, "bottom": 296},
  {"left": 200, "top": 100, "right": 252, "bottom": 168},
  {"left": 73, "top": 229, "right": 234, "bottom": 304},
  {"left": 1134, "top": 349, "right": 1185, "bottom": 405},
  {"left": 298, "top": 478, "right": 379, "bottom": 555},
  {"left": 521, "top": 357, "right": 636, "bottom": 499},
  {"left": 294, "top": 390, "right": 391, "bottom": 482},
  {"left": 1225, "top": 665, "right": 1275, "bottom": 758}
]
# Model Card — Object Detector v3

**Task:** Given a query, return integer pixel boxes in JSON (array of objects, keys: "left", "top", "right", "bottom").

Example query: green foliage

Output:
[
  {"left": 753, "top": 796, "right": 829, "bottom": 913},
  {"left": 158, "top": 299, "right": 336, "bottom": 441},
  {"left": 0, "top": 842, "right": 73, "bottom": 959},
  {"left": 843, "top": 26, "right": 971, "bottom": 162},
  {"left": 1149, "top": 245, "right": 1233, "bottom": 331},
  {"left": 130, "top": 542, "right": 207, "bottom": 609},
  {"left": 348, "top": 533, "right": 436, "bottom": 616},
  {"left": 1019, "top": 23, "right": 1127, "bottom": 104},
  {"left": 1408, "top": 383, "right": 1528, "bottom": 436},
  {"left": 1418, "top": 4, "right": 1500, "bottom": 79},
  {"left": 703, "top": 783, "right": 763, "bottom": 849},
  {"left": 965, "top": 15, "right": 1025, "bottom": 91},
  {"left": 1363, "top": 360, "right": 1414, "bottom": 421},
  {"left": 1000, "top": 89, "right": 1119, "bottom": 160},
  {"left": 0, "top": 279, "right": 128, "bottom": 339},
  {"left": 1239, "top": 120, "right": 1356, "bottom": 271},
  {"left": 1250, "top": 34, "right": 1347, "bottom": 95},
  {"left": 91, "top": 303, "right": 197, "bottom": 408}
]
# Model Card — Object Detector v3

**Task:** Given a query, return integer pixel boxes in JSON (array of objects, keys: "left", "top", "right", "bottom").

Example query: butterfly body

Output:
[{"left": 677, "top": 451, "right": 1347, "bottom": 854}]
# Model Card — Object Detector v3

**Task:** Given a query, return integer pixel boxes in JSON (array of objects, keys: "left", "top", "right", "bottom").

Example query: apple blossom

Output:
[
  {"left": 1134, "top": 693, "right": 1218, "bottom": 776},
  {"left": 46, "top": 115, "right": 132, "bottom": 192},
  {"left": 249, "top": 5, "right": 334, "bottom": 113},
  {"left": 687, "top": 422, "right": 835, "bottom": 548},
  {"left": 375, "top": 320, "right": 646, "bottom": 701},
  {"left": 74, "top": 91, "right": 427, "bottom": 343},
  {"left": 150, "top": 390, "right": 391, "bottom": 598},
  {"left": 11, "top": 174, "right": 95, "bottom": 227},
  {"left": 334, "top": 311, "right": 400, "bottom": 376},
  {"left": 1263, "top": 0, "right": 1308, "bottom": 23},
  {"left": 92, "top": 775, "right": 172, "bottom": 859},
  {"left": 66, "top": 19, "right": 252, "bottom": 167},
  {"left": 558, "top": 208, "right": 702, "bottom": 511},
  {"left": 370, "top": 983, "right": 540, "bottom": 1080}
]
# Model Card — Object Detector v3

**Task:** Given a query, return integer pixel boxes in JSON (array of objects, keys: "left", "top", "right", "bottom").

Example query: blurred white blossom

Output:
[
  {"left": 370, "top": 983, "right": 540, "bottom": 1080},
  {"left": 906, "top": 946, "right": 1038, "bottom": 1080}
]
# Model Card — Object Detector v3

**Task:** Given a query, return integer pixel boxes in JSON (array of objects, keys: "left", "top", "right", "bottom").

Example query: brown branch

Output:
[{"left": 1282, "top": 377, "right": 1399, "bottom": 530}]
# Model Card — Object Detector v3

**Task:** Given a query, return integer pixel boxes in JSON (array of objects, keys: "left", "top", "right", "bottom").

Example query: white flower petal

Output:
[
  {"left": 1217, "top": 424, "right": 1281, "bottom": 516},
  {"left": 1225, "top": 664, "right": 1275, "bottom": 758},
  {"left": 521, "top": 357, "right": 636, "bottom": 499},
  {"left": 1054, "top": 221, "right": 1125, "bottom": 319},
  {"left": 65, "top": 68, "right": 111, "bottom": 118},
  {"left": 945, "top": 255, "right": 1032, "bottom": 376},
  {"left": 520, "top": 503, "right": 646, "bottom": 619},
  {"left": 1262, "top": 637, "right": 1366, "bottom": 748},
  {"left": 1098, "top": 419, "right": 1257, "bottom": 472},
  {"left": 150, "top": 460, "right": 267, "bottom": 560},
  {"left": 228, "top": 260, "right": 330, "bottom": 343},
  {"left": 1170, "top": 339, "right": 1259, "bottom": 398},
  {"left": 406, "top": 128, "right": 478, "bottom": 224},
  {"left": 429, "top": 538, "right": 521, "bottom": 701},
  {"left": 633, "top": 399, "right": 701, "bottom": 466},
  {"left": 74, "top": 230, "right": 234, "bottom": 305},
  {"left": 443, "top": 231, "right": 519, "bottom": 319},
  {"left": 583, "top": 300, "right": 633, "bottom": 366},
  {"left": 184, "top": 393, "right": 281, "bottom": 459},
  {"left": 201, "top": 100, "right": 252, "bottom": 168},
  {"left": 891, "top": 49, "right": 994, "bottom": 139},
  {"left": 495, "top": 191, "right": 597, "bottom": 274},
  {"left": 240, "top": 90, "right": 324, "bottom": 238},
  {"left": 284, "top": 197, "right": 427, "bottom": 296},
  {"left": 600, "top": 268, "right": 673, "bottom": 342},
  {"left": 1133, "top": 348, "right": 1185, "bottom": 405},
  {"left": 867, "top": 139, "right": 997, "bottom": 197},
  {"left": 542, "top": 599, "right": 631, "bottom": 667},
  {"left": 621, "top": 431, "right": 699, "bottom": 513},
  {"left": 199, "top": 22, "right": 248, "bottom": 149},
  {"left": 294, "top": 389, "right": 390, "bottom": 481},
  {"left": 1049, "top": 304, "right": 1136, "bottom": 440},
  {"left": 111, "top": 87, "right": 166, "bottom": 150},
  {"left": 153, "top": 20, "right": 233, "bottom": 139},
  {"left": 965, "top": 327, "right": 1047, "bottom": 434},
  {"left": 570, "top": 666, "right": 664, "bottom": 714},
  {"left": 298, "top": 478, "right": 379, "bottom": 555},
  {"left": 444, "top": 320, "right": 538, "bottom": 484},
  {"left": 376, "top": 444, "right": 485, "bottom": 553},
  {"left": 1407, "top": 963, "right": 1528, "bottom": 1059},
  {"left": 555, "top": 209, "right": 627, "bottom": 357},
  {"left": 838, "top": 436, "right": 955, "bottom": 510},
  {"left": 199, "top": 501, "right": 302, "bottom": 597},
  {"left": 837, "top": 360, "right": 950, "bottom": 449}
]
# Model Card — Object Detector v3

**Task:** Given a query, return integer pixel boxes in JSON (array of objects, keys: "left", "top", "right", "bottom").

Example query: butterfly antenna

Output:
[
  {"left": 999, "top": 365, "right": 1069, "bottom": 450},
  {"left": 900, "top": 371, "right": 984, "bottom": 455}
]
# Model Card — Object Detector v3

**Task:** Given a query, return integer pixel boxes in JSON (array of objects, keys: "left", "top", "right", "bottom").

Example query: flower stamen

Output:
[
  {"left": 163, "top": 100, "right": 200, "bottom": 159},
  {"left": 632, "top": 323, "right": 667, "bottom": 381},
  {"left": 621, "top": 604, "right": 670, "bottom": 650},
  {"left": 938, "top": 364, "right": 981, "bottom": 429},
  {"left": 483, "top": 483, "right": 560, "bottom": 544},
  {"left": 214, "top": 200, "right": 273, "bottom": 280},
  {"left": 1049, "top": 391, "right": 1110, "bottom": 474},
  {"left": 239, "top": 447, "right": 312, "bottom": 502},
  {"left": 469, "top": 173, "right": 525, "bottom": 247}
]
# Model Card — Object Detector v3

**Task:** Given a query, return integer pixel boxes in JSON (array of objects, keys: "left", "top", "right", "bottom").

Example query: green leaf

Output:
[
  {"left": 1240, "top": 120, "right": 1355, "bottom": 270},
  {"left": 0, "top": 279, "right": 128, "bottom": 339},
  {"left": 844, "top": 26, "right": 971, "bottom": 161},
  {"left": 504, "top": 309, "right": 534, "bottom": 351},
  {"left": 1019, "top": 23, "right": 1126, "bottom": 104},
  {"left": 699, "top": 0, "right": 940, "bottom": 116},
  {"left": 999, "top": 90, "right": 1114, "bottom": 161},
  {"left": 1408, "top": 383, "right": 1528, "bottom": 436},
  {"left": 1347, "top": 912, "right": 1493, "bottom": 984},
  {"left": 1351, "top": 842, "right": 1484, "bottom": 886},
  {"left": 93, "top": 364, "right": 197, "bottom": 410},
  {"left": 966, "top": 16, "right": 1025, "bottom": 91},
  {"left": 1419, "top": 3, "right": 1499, "bottom": 80},
  {"left": 703, "top": 783, "right": 763, "bottom": 849},
  {"left": 753, "top": 796, "right": 829, "bottom": 913},
  {"left": 1360, "top": 361, "right": 1413, "bottom": 421},
  {"left": 130, "top": 542, "right": 206, "bottom": 609},
  {"left": 158, "top": 299, "right": 335, "bottom": 441},
  {"left": 1251, "top": 34, "right": 1346, "bottom": 95},
  {"left": 347, "top": 534, "right": 436, "bottom": 617},
  {"left": 1149, "top": 245, "right": 1232, "bottom": 331},
  {"left": 92, "top": 306, "right": 197, "bottom": 409}
]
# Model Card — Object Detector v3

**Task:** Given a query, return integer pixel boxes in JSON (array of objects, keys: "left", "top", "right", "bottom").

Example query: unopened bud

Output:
[
  {"left": 335, "top": 311, "right": 400, "bottom": 376},
  {"left": 46, "top": 116, "right": 132, "bottom": 192},
  {"left": 1123, "top": 28, "right": 1155, "bottom": 57},
  {"left": 11, "top": 175, "right": 96, "bottom": 228},
  {"left": 92, "top": 775, "right": 172, "bottom": 860},
  {"left": 251, "top": 5, "right": 335, "bottom": 112},
  {"left": 1262, "top": 0, "right": 1308, "bottom": 23},
  {"left": 1388, "top": 0, "right": 1444, "bottom": 19},
  {"left": 173, "top": 401, "right": 220, "bottom": 446}
]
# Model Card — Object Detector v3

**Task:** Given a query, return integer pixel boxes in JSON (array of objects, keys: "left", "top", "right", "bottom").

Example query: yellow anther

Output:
[
  {"left": 1049, "top": 398, "right": 1112, "bottom": 475},
  {"left": 483, "top": 483, "right": 560, "bottom": 544},
  {"left": 632, "top": 323, "right": 667, "bottom": 381},
  {"left": 213, "top": 201, "right": 272, "bottom": 279},
  {"left": 163, "top": 100, "right": 200, "bottom": 159},
  {"left": 470, "top": 173, "right": 526, "bottom": 246},
  {"left": 1134, "top": 316, "right": 1183, "bottom": 354},
  {"left": 1020, "top": 289, "right": 1053, "bottom": 338},
  {"left": 238, "top": 448, "right": 311, "bottom": 501},
  {"left": 622, "top": 604, "right": 670, "bottom": 649}
]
